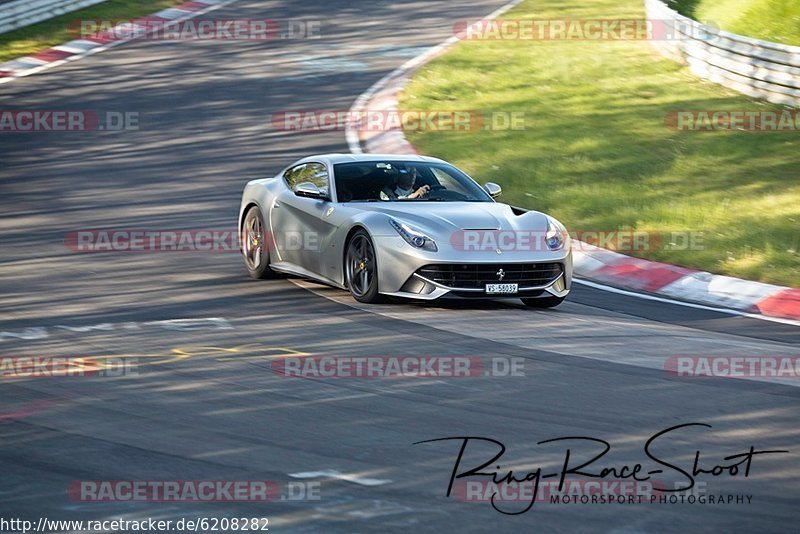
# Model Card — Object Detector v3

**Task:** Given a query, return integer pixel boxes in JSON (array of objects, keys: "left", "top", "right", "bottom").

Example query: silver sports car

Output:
[{"left": 238, "top": 154, "right": 572, "bottom": 307}]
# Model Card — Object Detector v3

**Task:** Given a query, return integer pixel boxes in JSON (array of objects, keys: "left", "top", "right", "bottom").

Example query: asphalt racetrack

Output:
[{"left": 1, "top": 1, "right": 799, "bottom": 532}]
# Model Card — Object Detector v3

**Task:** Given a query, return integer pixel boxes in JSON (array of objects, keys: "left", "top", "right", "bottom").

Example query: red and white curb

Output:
[
  {"left": 573, "top": 242, "right": 800, "bottom": 321},
  {"left": 0, "top": 0, "right": 238, "bottom": 85},
  {"left": 344, "top": 0, "right": 799, "bottom": 323}
]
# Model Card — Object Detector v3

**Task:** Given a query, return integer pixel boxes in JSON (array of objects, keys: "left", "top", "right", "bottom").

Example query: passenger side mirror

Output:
[{"left": 484, "top": 182, "right": 502, "bottom": 198}]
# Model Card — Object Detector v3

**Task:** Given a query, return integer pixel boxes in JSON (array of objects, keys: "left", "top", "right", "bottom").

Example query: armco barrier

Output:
[
  {"left": 0, "top": 0, "right": 106, "bottom": 34},
  {"left": 645, "top": 0, "right": 800, "bottom": 107}
]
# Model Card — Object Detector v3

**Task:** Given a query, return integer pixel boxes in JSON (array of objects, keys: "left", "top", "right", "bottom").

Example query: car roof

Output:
[{"left": 297, "top": 153, "right": 448, "bottom": 165}]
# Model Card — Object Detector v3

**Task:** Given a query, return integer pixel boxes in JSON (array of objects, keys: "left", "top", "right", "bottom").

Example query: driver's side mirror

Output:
[
  {"left": 484, "top": 182, "right": 502, "bottom": 198},
  {"left": 294, "top": 182, "right": 328, "bottom": 200}
]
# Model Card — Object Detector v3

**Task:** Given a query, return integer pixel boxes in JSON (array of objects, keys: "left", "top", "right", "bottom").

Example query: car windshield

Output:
[{"left": 333, "top": 161, "right": 493, "bottom": 203}]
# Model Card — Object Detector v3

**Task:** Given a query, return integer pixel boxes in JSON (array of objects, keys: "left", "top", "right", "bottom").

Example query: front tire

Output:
[
  {"left": 345, "top": 230, "right": 385, "bottom": 303},
  {"left": 521, "top": 295, "right": 565, "bottom": 308},
  {"left": 241, "top": 206, "right": 277, "bottom": 279}
]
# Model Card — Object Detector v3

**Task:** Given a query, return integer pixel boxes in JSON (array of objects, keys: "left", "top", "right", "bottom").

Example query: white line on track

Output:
[
  {"left": 289, "top": 470, "right": 392, "bottom": 486},
  {"left": 574, "top": 279, "right": 800, "bottom": 327}
]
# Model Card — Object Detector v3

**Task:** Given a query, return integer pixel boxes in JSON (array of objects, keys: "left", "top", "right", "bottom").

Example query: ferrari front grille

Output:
[{"left": 416, "top": 263, "right": 563, "bottom": 289}]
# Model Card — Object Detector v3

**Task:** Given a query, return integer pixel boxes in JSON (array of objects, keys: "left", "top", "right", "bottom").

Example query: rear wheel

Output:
[
  {"left": 242, "top": 206, "right": 277, "bottom": 279},
  {"left": 345, "top": 230, "right": 385, "bottom": 303},
  {"left": 521, "top": 295, "right": 565, "bottom": 308}
]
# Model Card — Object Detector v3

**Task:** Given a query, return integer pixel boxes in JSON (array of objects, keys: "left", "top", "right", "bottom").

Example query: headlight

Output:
[
  {"left": 545, "top": 216, "right": 567, "bottom": 251},
  {"left": 390, "top": 219, "right": 438, "bottom": 252}
]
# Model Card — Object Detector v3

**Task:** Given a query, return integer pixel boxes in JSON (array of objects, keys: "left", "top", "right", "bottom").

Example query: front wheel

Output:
[
  {"left": 521, "top": 295, "right": 565, "bottom": 308},
  {"left": 345, "top": 230, "right": 385, "bottom": 303},
  {"left": 241, "top": 206, "right": 277, "bottom": 279}
]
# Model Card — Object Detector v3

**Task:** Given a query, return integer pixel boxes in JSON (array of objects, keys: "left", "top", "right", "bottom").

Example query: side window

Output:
[
  {"left": 296, "top": 162, "right": 330, "bottom": 196},
  {"left": 283, "top": 164, "right": 306, "bottom": 190}
]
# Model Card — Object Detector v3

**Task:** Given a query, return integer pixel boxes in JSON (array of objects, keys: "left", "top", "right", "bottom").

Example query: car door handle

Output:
[{"left": 274, "top": 201, "right": 281, "bottom": 208}]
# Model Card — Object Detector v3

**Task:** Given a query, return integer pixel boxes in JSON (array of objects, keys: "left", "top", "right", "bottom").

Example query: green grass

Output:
[
  {"left": 669, "top": 0, "right": 800, "bottom": 46},
  {"left": 400, "top": 0, "right": 799, "bottom": 287},
  {"left": 0, "top": 0, "right": 185, "bottom": 63}
]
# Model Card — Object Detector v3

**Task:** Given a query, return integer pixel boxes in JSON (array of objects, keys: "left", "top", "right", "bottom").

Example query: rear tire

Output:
[
  {"left": 521, "top": 295, "right": 565, "bottom": 308},
  {"left": 241, "top": 206, "right": 277, "bottom": 279},
  {"left": 345, "top": 230, "right": 385, "bottom": 303}
]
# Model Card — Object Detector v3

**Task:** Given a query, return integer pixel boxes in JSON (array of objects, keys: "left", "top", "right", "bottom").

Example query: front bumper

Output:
[{"left": 373, "top": 236, "right": 573, "bottom": 300}]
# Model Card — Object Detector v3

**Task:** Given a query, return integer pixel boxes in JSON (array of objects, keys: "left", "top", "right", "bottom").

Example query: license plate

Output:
[{"left": 485, "top": 283, "right": 518, "bottom": 294}]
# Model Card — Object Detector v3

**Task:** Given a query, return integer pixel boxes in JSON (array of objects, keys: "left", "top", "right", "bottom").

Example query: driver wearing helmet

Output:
[{"left": 380, "top": 167, "right": 430, "bottom": 200}]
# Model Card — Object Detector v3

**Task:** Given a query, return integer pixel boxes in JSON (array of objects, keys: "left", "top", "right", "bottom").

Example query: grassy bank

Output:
[
  {"left": 670, "top": 0, "right": 800, "bottom": 46},
  {"left": 400, "top": 0, "right": 799, "bottom": 286},
  {"left": 0, "top": 0, "right": 185, "bottom": 62}
]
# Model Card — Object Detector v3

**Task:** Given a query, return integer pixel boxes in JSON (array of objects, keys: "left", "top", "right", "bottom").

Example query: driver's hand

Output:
[{"left": 414, "top": 185, "right": 430, "bottom": 198}]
